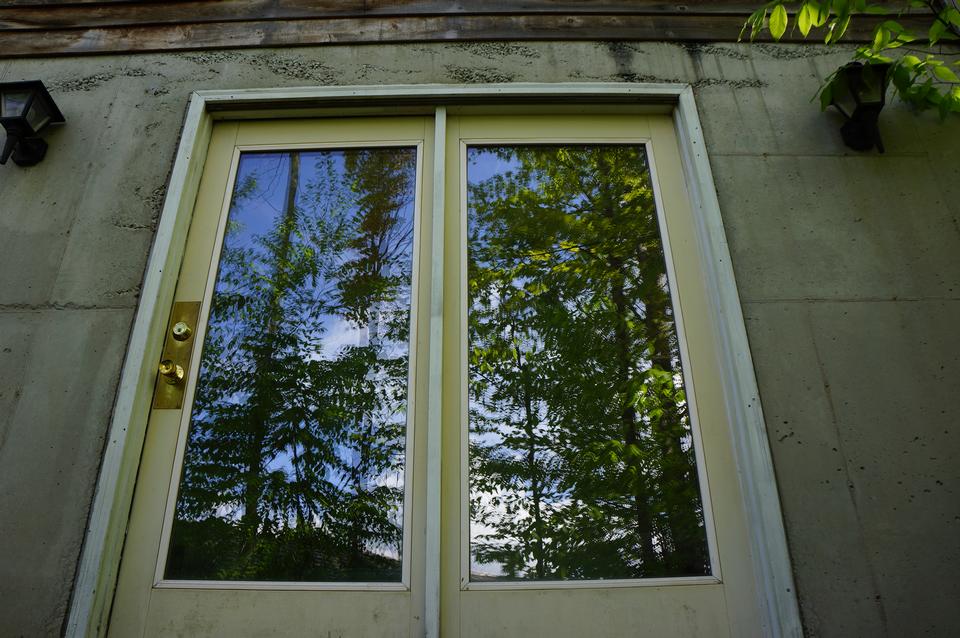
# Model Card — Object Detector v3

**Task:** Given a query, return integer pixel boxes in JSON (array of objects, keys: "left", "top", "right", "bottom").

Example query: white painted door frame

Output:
[{"left": 65, "top": 83, "right": 802, "bottom": 638}]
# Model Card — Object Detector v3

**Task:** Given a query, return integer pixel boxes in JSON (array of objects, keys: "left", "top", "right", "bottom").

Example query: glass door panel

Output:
[
  {"left": 164, "top": 147, "right": 417, "bottom": 583},
  {"left": 465, "top": 144, "right": 710, "bottom": 583}
]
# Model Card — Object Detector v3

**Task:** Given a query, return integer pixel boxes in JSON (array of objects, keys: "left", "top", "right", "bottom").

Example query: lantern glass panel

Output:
[
  {"left": 857, "top": 67, "right": 886, "bottom": 104},
  {"left": 830, "top": 77, "right": 858, "bottom": 118},
  {"left": 1, "top": 91, "right": 31, "bottom": 118},
  {"left": 26, "top": 99, "right": 51, "bottom": 131}
]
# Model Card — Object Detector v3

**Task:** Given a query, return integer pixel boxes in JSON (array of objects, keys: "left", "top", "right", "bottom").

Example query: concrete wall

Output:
[{"left": 0, "top": 42, "right": 957, "bottom": 637}]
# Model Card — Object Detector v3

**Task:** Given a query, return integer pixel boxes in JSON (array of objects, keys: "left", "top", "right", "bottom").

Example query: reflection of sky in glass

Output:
[
  {"left": 467, "top": 145, "right": 709, "bottom": 582},
  {"left": 166, "top": 147, "right": 416, "bottom": 582}
]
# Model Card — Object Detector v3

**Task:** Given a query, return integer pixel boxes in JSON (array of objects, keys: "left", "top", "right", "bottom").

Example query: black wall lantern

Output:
[
  {"left": 829, "top": 62, "right": 892, "bottom": 153},
  {"left": 0, "top": 80, "right": 65, "bottom": 167}
]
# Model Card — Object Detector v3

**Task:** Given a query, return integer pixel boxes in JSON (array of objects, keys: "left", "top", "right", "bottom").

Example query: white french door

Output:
[
  {"left": 439, "top": 113, "right": 760, "bottom": 637},
  {"left": 110, "top": 117, "right": 435, "bottom": 637},
  {"left": 109, "top": 110, "right": 764, "bottom": 637}
]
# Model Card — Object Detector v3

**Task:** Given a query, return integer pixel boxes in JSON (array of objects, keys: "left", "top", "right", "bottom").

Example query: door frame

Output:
[{"left": 66, "top": 83, "right": 801, "bottom": 638}]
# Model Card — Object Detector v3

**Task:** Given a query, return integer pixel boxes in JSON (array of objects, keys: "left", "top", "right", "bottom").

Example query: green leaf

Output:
[
  {"left": 770, "top": 4, "right": 789, "bottom": 40},
  {"left": 830, "top": 0, "right": 852, "bottom": 13},
  {"left": 921, "top": 80, "right": 941, "bottom": 106},
  {"left": 825, "top": 7, "right": 852, "bottom": 45},
  {"left": 862, "top": 51, "right": 894, "bottom": 64},
  {"left": 879, "top": 20, "right": 904, "bottom": 34},
  {"left": 749, "top": 8, "right": 768, "bottom": 40},
  {"left": 819, "top": 82, "right": 833, "bottom": 111},
  {"left": 932, "top": 64, "right": 960, "bottom": 83},
  {"left": 871, "top": 25, "right": 890, "bottom": 51},
  {"left": 811, "top": 1, "right": 830, "bottom": 27},
  {"left": 864, "top": 4, "right": 889, "bottom": 14},
  {"left": 929, "top": 18, "right": 946, "bottom": 46},
  {"left": 902, "top": 54, "right": 922, "bottom": 68},
  {"left": 834, "top": 13, "right": 852, "bottom": 41},
  {"left": 891, "top": 64, "right": 912, "bottom": 92},
  {"left": 798, "top": 4, "right": 813, "bottom": 35},
  {"left": 938, "top": 90, "right": 952, "bottom": 119},
  {"left": 947, "top": 7, "right": 960, "bottom": 28}
]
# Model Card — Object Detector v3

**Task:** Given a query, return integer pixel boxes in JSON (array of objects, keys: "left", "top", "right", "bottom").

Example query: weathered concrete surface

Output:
[
  {"left": 810, "top": 300, "right": 959, "bottom": 638},
  {"left": 740, "top": 303, "right": 889, "bottom": 638},
  {"left": 0, "top": 42, "right": 958, "bottom": 636},
  {"left": 0, "top": 309, "right": 131, "bottom": 636},
  {"left": 712, "top": 154, "right": 960, "bottom": 300}
]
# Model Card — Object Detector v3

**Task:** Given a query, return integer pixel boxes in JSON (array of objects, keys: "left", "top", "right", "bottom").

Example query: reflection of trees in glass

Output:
[
  {"left": 468, "top": 146, "right": 709, "bottom": 581},
  {"left": 165, "top": 147, "right": 416, "bottom": 582}
]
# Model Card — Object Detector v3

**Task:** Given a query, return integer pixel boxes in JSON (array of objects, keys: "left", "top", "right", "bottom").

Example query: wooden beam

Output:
[
  {"left": 0, "top": 0, "right": 814, "bottom": 11},
  {"left": 0, "top": 0, "right": 934, "bottom": 57},
  {"left": 0, "top": 0, "right": 922, "bottom": 30}
]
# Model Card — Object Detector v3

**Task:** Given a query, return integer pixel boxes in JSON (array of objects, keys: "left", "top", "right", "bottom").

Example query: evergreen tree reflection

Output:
[
  {"left": 166, "top": 147, "right": 416, "bottom": 582},
  {"left": 468, "top": 146, "right": 710, "bottom": 581}
]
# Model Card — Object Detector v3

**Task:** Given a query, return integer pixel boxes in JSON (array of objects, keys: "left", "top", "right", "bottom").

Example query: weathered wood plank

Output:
[
  {"left": 0, "top": 0, "right": 797, "bottom": 9},
  {"left": 0, "top": 0, "right": 922, "bottom": 30},
  {"left": 0, "top": 13, "right": 930, "bottom": 58},
  {"left": 2, "top": 0, "right": 191, "bottom": 5},
  {"left": 0, "top": 2, "right": 780, "bottom": 31}
]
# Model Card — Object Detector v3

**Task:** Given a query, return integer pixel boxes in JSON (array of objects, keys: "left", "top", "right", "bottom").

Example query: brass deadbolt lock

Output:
[
  {"left": 153, "top": 301, "right": 201, "bottom": 409},
  {"left": 159, "top": 359, "right": 185, "bottom": 386},
  {"left": 172, "top": 321, "right": 193, "bottom": 341}
]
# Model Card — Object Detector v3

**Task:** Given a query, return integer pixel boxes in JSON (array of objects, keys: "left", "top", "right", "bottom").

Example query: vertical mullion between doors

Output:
[{"left": 424, "top": 106, "right": 447, "bottom": 638}]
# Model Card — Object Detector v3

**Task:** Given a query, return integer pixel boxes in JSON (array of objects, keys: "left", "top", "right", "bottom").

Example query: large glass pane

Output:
[
  {"left": 165, "top": 147, "right": 417, "bottom": 582},
  {"left": 467, "top": 145, "right": 710, "bottom": 581}
]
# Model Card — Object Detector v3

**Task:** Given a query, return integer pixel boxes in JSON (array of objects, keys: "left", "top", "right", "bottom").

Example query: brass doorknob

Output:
[
  {"left": 159, "top": 359, "right": 185, "bottom": 385},
  {"left": 171, "top": 321, "right": 193, "bottom": 341}
]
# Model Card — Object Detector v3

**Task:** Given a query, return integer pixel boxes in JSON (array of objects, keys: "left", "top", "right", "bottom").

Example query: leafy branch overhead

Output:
[{"left": 741, "top": 0, "right": 960, "bottom": 117}]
